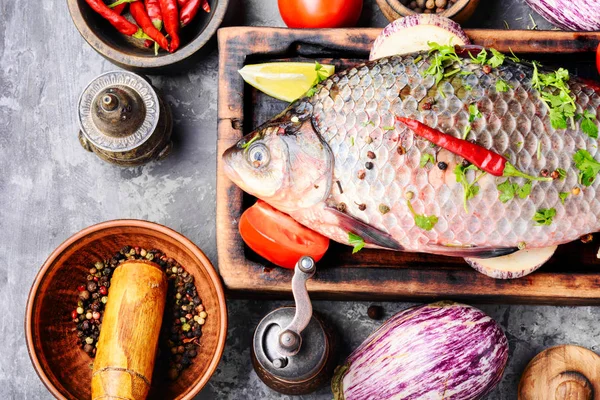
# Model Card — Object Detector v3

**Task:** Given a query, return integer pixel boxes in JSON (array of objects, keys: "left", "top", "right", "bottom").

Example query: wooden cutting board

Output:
[{"left": 216, "top": 26, "right": 600, "bottom": 303}]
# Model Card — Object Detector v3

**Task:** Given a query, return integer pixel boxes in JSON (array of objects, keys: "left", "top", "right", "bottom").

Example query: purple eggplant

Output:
[
  {"left": 524, "top": 0, "right": 600, "bottom": 31},
  {"left": 332, "top": 301, "right": 508, "bottom": 400}
]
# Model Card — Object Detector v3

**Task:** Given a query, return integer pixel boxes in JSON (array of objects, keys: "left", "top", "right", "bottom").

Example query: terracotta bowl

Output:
[
  {"left": 25, "top": 220, "right": 227, "bottom": 400},
  {"left": 375, "top": 0, "right": 480, "bottom": 24},
  {"left": 66, "top": 0, "right": 228, "bottom": 71}
]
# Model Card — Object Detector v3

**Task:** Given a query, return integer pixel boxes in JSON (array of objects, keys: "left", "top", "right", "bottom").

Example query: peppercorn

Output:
[
  {"left": 379, "top": 204, "right": 390, "bottom": 214},
  {"left": 358, "top": 203, "right": 366, "bottom": 211},
  {"left": 397, "top": 146, "right": 406, "bottom": 155},
  {"left": 405, "top": 191, "right": 414, "bottom": 200},
  {"left": 85, "top": 337, "right": 94, "bottom": 345},
  {"left": 367, "top": 151, "right": 376, "bottom": 159},
  {"left": 437, "top": 161, "right": 447, "bottom": 170},
  {"left": 462, "top": 159, "right": 471, "bottom": 167},
  {"left": 541, "top": 169, "right": 549, "bottom": 177},
  {"left": 168, "top": 368, "right": 179, "bottom": 381},
  {"left": 79, "top": 290, "right": 90, "bottom": 301},
  {"left": 483, "top": 65, "right": 492, "bottom": 74},
  {"left": 358, "top": 170, "right": 366, "bottom": 180},
  {"left": 572, "top": 187, "right": 581, "bottom": 196},
  {"left": 581, "top": 234, "right": 594, "bottom": 243},
  {"left": 365, "top": 161, "right": 374, "bottom": 170},
  {"left": 551, "top": 170, "right": 559, "bottom": 179},
  {"left": 92, "top": 311, "right": 101, "bottom": 320},
  {"left": 336, "top": 202, "right": 347, "bottom": 212},
  {"left": 99, "top": 286, "right": 107, "bottom": 296},
  {"left": 365, "top": 136, "right": 373, "bottom": 144},
  {"left": 367, "top": 305, "right": 384, "bottom": 320}
]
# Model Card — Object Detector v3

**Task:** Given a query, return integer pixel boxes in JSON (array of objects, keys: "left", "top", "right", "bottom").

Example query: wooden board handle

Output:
[{"left": 91, "top": 260, "right": 167, "bottom": 400}]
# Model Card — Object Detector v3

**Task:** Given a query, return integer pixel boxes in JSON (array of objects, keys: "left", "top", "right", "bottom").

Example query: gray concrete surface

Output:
[{"left": 0, "top": 0, "right": 598, "bottom": 398}]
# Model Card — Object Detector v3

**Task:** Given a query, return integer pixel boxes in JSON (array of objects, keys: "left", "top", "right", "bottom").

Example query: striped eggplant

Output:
[
  {"left": 525, "top": 0, "right": 600, "bottom": 31},
  {"left": 331, "top": 301, "right": 508, "bottom": 400}
]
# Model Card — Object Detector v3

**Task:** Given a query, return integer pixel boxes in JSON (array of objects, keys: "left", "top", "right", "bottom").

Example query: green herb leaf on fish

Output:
[
  {"left": 361, "top": 120, "right": 374, "bottom": 127},
  {"left": 531, "top": 64, "right": 576, "bottom": 130},
  {"left": 559, "top": 192, "right": 569, "bottom": 204},
  {"left": 497, "top": 180, "right": 517, "bottom": 203},
  {"left": 517, "top": 180, "right": 532, "bottom": 199},
  {"left": 503, "top": 162, "right": 552, "bottom": 182},
  {"left": 577, "top": 110, "right": 598, "bottom": 139},
  {"left": 464, "top": 84, "right": 472, "bottom": 91},
  {"left": 537, "top": 141, "right": 542, "bottom": 160},
  {"left": 468, "top": 104, "right": 482, "bottom": 122},
  {"left": 382, "top": 126, "right": 395, "bottom": 131},
  {"left": 426, "top": 41, "right": 462, "bottom": 85},
  {"left": 314, "top": 61, "right": 330, "bottom": 83},
  {"left": 348, "top": 232, "right": 365, "bottom": 254},
  {"left": 240, "top": 134, "right": 259, "bottom": 152},
  {"left": 420, "top": 153, "right": 435, "bottom": 168},
  {"left": 556, "top": 168, "right": 567, "bottom": 180},
  {"left": 470, "top": 48, "right": 487, "bottom": 65},
  {"left": 463, "top": 124, "right": 472, "bottom": 140},
  {"left": 406, "top": 200, "right": 438, "bottom": 231},
  {"left": 574, "top": 149, "right": 600, "bottom": 187},
  {"left": 306, "top": 87, "right": 318, "bottom": 97},
  {"left": 455, "top": 164, "right": 486, "bottom": 213},
  {"left": 496, "top": 79, "right": 511, "bottom": 92},
  {"left": 350, "top": 137, "right": 355, "bottom": 146},
  {"left": 508, "top": 47, "right": 521, "bottom": 62},
  {"left": 488, "top": 48, "right": 505, "bottom": 68},
  {"left": 533, "top": 208, "right": 556, "bottom": 226}
]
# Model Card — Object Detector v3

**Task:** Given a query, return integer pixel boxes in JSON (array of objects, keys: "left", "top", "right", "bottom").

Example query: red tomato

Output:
[
  {"left": 278, "top": 0, "right": 363, "bottom": 28},
  {"left": 596, "top": 43, "right": 600, "bottom": 76},
  {"left": 239, "top": 200, "right": 330, "bottom": 269}
]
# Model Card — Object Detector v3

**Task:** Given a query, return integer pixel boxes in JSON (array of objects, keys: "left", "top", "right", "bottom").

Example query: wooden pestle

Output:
[{"left": 92, "top": 260, "right": 167, "bottom": 400}]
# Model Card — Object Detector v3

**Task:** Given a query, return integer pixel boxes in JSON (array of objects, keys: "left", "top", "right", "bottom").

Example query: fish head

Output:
[{"left": 223, "top": 109, "right": 333, "bottom": 213}]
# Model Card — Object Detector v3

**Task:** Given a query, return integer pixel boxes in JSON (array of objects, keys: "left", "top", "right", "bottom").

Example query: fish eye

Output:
[{"left": 247, "top": 144, "right": 270, "bottom": 169}]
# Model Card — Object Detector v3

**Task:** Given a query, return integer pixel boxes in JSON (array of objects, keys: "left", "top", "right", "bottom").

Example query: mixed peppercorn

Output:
[
  {"left": 402, "top": 0, "right": 459, "bottom": 14},
  {"left": 71, "top": 246, "right": 207, "bottom": 381}
]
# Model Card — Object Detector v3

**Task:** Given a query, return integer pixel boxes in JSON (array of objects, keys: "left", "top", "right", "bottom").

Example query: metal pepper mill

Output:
[
  {"left": 77, "top": 70, "right": 173, "bottom": 166},
  {"left": 251, "top": 257, "right": 337, "bottom": 395}
]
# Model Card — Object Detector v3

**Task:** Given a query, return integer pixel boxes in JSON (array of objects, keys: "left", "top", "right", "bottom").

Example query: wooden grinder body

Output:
[{"left": 92, "top": 260, "right": 167, "bottom": 400}]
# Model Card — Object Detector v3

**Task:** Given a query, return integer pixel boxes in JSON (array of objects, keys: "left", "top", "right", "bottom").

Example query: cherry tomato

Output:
[
  {"left": 596, "top": 43, "right": 600, "bottom": 76},
  {"left": 278, "top": 0, "right": 363, "bottom": 29},
  {"left": 239, "top": 200, "right": 329, "bottom": 269}
]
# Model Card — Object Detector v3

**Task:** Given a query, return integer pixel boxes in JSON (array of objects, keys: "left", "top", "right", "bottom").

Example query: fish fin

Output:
[
  {"left": 425, "top": 243, "right": 518, "bottom": 259},
  {"left": 328, "top": 208, "right": 404, "bottom": 251},
  {"left": 464, "top": 246, "right": 557, "bottom": 279}
]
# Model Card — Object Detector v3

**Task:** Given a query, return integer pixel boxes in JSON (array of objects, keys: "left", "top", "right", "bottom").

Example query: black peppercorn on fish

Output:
[{"left": 223, "top": 49, "right": 600, "bottom": 259}]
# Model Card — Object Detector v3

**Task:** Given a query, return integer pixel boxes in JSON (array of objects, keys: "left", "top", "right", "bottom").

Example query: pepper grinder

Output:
[
  {"left": 77, "top": 70, "right": 173, "bottom": 166},
  {"left": 251, "top": 257, "right": 337, "bottom": 395}
]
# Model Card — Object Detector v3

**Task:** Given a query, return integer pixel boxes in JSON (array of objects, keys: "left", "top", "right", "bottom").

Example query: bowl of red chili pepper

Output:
[{"left": 67, "top": 0, "right": 228, "bottom": 71}]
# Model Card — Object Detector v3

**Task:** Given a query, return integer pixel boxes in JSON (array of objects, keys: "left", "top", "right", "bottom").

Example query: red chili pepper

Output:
[
  {"left": 160, "top": 0, "right": 180, "bottom": 53},
  {"left": 202, "top": 0, "right": 210, "bottom": 12},
  {"left": 396, "top": 117, "right": 551, "bottom": 181},
  {"left": 177, "top": 0, "right": 188, "bottom": 6},
  {"left": 180, "top": 0, "right": 201, "bottom": 26},
  {"left": 145, "top": 0, "right": 163, "bottom": 29},
  {"left": 113, "top": 3, "right": 126, "bottom": 14},
  {"left": 84, "top": 0, "right": 139, "bottom": 36},
  {"left": 130, "top": 1, "right": 169, "bottom": 51}
]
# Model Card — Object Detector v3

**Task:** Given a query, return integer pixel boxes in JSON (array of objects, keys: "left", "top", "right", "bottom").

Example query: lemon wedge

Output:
[{"left": 238, "top": 62, "right": 335, "bottom": 102}]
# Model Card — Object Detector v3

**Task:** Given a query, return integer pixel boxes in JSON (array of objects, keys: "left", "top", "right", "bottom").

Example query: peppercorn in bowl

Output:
[
  {"left": 376, "top": 0, "right": 480, "bottom": 23},
  {"left": 66, "top": 0, "right": 229, "bottom": 71},
  {"left": 25, "top": 220, "right": 227, "bottom": 400}
]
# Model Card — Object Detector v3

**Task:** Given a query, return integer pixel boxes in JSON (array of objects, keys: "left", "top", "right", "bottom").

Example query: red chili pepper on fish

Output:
[
  {"left": 396, "top": 117, "right": 552, "bottom": 181},
  {"left": 84, "top": 0, "right": 139, "bottom": 36},
  {"left": 130, "top": 1, "right": 170, "bottom": 51},
  {"left": 145, "top": 0, "right": 163, "bottom": 29},
  {"left": 160, "top": 0, "right": 180, "bottom": 53}
]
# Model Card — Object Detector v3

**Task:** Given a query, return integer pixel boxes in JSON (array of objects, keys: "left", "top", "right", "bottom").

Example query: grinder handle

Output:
[{"left": 277, "top": 256, "right": 315, "bottom": 357}]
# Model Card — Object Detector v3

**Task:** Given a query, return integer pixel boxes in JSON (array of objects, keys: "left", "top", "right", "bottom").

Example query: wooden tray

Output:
[{"left": 216, "top": 27, "right": 600, "bottom": 304}]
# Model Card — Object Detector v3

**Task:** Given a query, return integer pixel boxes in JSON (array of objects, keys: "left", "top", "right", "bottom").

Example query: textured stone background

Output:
[{"left": 1, "top": 0, "right": 598, "bottom": 399}]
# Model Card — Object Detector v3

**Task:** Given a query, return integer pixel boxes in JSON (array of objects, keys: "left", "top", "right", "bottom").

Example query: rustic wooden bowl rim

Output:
[
  {"left": 25, "top": 219, "right": 228, "bottom": 400},
  {"left": 379, "top": 0, "right": 472, "bottom": 18},
  {"left": 66, "top": 0, "right": 229, "bottom": 69}
]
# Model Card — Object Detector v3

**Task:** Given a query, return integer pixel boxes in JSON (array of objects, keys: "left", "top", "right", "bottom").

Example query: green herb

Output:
[
  {"left": 517, "top": 180, "right": 532, "bottom": 198},
  {"left": 464, "top": 84, "right": 472, "bottom": 91},
  {"left": 470, "top": 48, "right": 488, "bottom": 65},
  {"left": 463, "top": 124, "right": 472, "bottom": 140},
  {"left": 488, "top": 48, "right": 505, "bottom": 68},
  {"left": 497, "top": 179, "right": 531, "bottom": 203},
  {"left": 454, "top": 164, "right": 486, "bottom": 212},
  {"left": 382, "top": 126, "right": 395, "bottom": 131},
  {"left": 438, "top": 86, "right": 447, "bottom": 99},
  {"left": 577, "top": 110, "right": 598, "bottom": 139},
  {"left": 537, "top": 141, "right": 542, "bottom": 160},
  {"left": 469, "top": 104, "right": 481, "bottom": 123},
  {"left": 460, "top": 71, "right": 473, "bottom": 76},
  {"left": 154, "top": 41, "right": 159, "bottom": 56},
  {"left": 516, "top": 141, "right": 523, "bottom": 147},
  {"left": 556, "top": 168, "right": 567, "bottom": 180},
  {"left": 240, "top": 134, "right": 259, "bottom": 152},
  {"left": 508, "top": 47, "right": 521, "bottom": 62},
  {"left": 361, "top": 120, "right": 374, "bottom": 127},
  {"left": 314, "top": 61, "right": 330, "bottom": 84},
  {"left": 426, "top": 41, "right": 462, "bottom": 85},
  {"left": 414, "top": 55, "right": 423, "bottom": 64},
  {"left": 559, "top": 192, "right": 569, "bottom": 204},
  {"left": 406, "top": 200, "right": 438, "bottom": 231},
  {"left": 133, "top": 29, "right": 153, "bottom": 41},
  {"left": 348, "top": 233, "right": 365, "bottom": 254},
  {"left": 306, "top": 87, "right": 318, "bottom": 97},
  {"left": 531, "top": 64, "right": 576, "bottom": 130},
  {"left": 350, "top": 137, "right": 355, "bottom": 146},
  {"left": 574, "top": 149, "right": 600, "bottom": 186},
  {"left": 503, "top": 162, "right": 552, "bottom": 181},
  {"left": 533, "top": 208, "right": 556, "bottom": 226},
  {"left": 444, "top": 68, "right": 461, "bottom": 78},
  {"left": 496, "top": 79, "right": 511, "bottom": 92},
  {"left": 528, "top": 13, "right": 538, "bottom": 30},
  {"left": 503, "top": 20, "right": 510, "bottom": 30},
  {"left": 420, "top": 153, "right": 435, "bottom": 167}
]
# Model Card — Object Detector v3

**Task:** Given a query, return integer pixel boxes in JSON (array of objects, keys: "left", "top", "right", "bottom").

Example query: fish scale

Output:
[
  {"left": 223, "top": 50, "right": 600, "bottom": 256},
  {"left": 306, "top": 52, "right": 600, "bottom": 251}
]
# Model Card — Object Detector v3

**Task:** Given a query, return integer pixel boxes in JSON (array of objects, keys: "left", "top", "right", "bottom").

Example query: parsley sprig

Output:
[
  {"left": 348, "top": 232, "right": 365, "bottom": 254},
  {"left": 497, "top": 179, "right": 532, "bottom": 203},
  {"left": 306, "top": 61, "right": 333, "bottom": 97},
  {"left": 531, "top": 64, "right": 577, "bottom": 130},
  {"left": 469, "top": 48, "right": 505, "bottom": 68},
  {"left": 426, "top": 41, "right": 462, "bottom": 85},
  {"left": 454, "top": 164, "right": 486, "bottom": 213},
  {"left": 463, "top": 104, "right": 482, "bottom": 139},
  {"left": 406, "top": 200, "right": 438, "bottom": 231},
  {"left": 574, "top": 149, "right": 600, "bottom": 187},
  {"left": 576, "top": 110, "right": 598, "bottom": 139},
  {"left": 496, "top": 79, "right": 511, "bottom": 92},
  {"left": 420, "top": 153, "right": 435, "bottom": 168},
  {"left": 533, "top": 208, "right": 556, "bottom": 226}
]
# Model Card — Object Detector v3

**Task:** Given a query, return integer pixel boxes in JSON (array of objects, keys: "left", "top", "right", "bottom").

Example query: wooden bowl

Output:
[
  {"left": 67, "top": 0, "right": 228, "bottom": 71},
  {"left": 375, "top": 0, "right": 480, "bottom": 24},
  {"left": 25, "top": 220, "right": 227, "bottom": 400}
]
